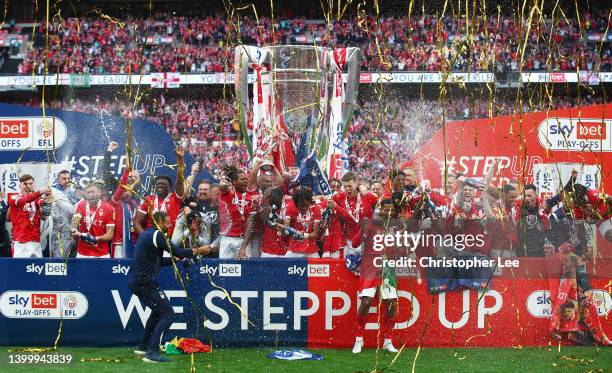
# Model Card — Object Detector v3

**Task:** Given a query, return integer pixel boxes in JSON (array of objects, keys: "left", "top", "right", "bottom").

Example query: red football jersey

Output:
[
  {"left": 9, "top": 192, "right": 44, "bottom": 243},
  {"left": 138, "top": 192, "right": 183, "bottom": 236},
  {"left": 257, "top": 197, "right": 289, "bottom": 256},
  {"left": 285, "top": 201, "right": 322, "bottom": 254},
  {"left": 316, "top": 199, "right": 345, "bottom": 254},
  {"left": 75, "top": 200, "right": 116, "bottom": 256},
  {"left": 333, "top": 191, "right": 378, "bottom": 243},
  {"left": 219, "top": 189, "right": 258, "bottom": 237}
]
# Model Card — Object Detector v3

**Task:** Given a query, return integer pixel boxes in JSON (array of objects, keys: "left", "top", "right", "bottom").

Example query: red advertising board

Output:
[
  {"left": 409, "top": 104, "right": 611, "bottom": 192},
  {"left": 306, "top": 256, "right": 611, "bottom": 348}
]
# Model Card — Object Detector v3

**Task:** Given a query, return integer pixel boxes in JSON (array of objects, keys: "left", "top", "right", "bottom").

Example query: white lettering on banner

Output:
[
  {"left": 395, "top": 291, "right": 420, "bottom": 329},
  {"left": 219, "top": 263, "right": 242, "bottom": 277},
  {"left": 325, "top": 291, "right": 351, "bottom": 330},
  {"left": 438, "top": 290, "right": 470, "bottom": 329},
  {"left": 112, "top": 290, "right": 152, "bottom": 329},
  {"left": 446, "top": 155, "right": 543, "bottom": 178},
  {"left": 477, "top": 290, "right": 502, "bottom": 328},
  {"left": 203, "top": 290, "right": 229, "bottom": 330},
  {"left": 200, "top": 265, "right": 218, "bottom": 276},
  {"left": 111, "top": 290, "right": 186, "bottom": 330},
  {"left": 62, "top": 153, "right": 167, "bottom": 190},
  {"left": 112, "top": 264, "right": 130, "bottom": 275},
  {"left": 165, "top": 290, "right": 187, "bottom": 330},
  {"left": 44, "top": 263, "right": 67, "bottom": 276},
  {"left": 27, "top": 262, "right": 67, "bottom": 277},
  {"left": 231, "top": 291, "right": 258, "bottom": 330},
  {"left": 26, "top": 263, "right": 43, "bottom": 275},
  {"left": 288, "top": 264, "right": 330, "bottom": 277},
  {"left": 293, "top": 291, "right": 320, "bottom": 330},
  {"left": 108, "top": 288, "right": 532, "bottom": 332},
  {"left": 263, "top": 291, "right": 287, "bottom": 330}
]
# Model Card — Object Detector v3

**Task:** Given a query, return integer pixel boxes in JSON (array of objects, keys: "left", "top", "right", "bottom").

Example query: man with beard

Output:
[
  {"left": 9, "top": 174, "right": 51, "bottom": 257},
  {"left": 44, "top": 170, "right": 79, "bottom": 258},
  {"left": 133, "top": 147, "right": 186, "bottom": 237},
  {"left": 72, "top": 182, "right": 116, "bottom": 258},
  {"left": 334, "top": 172, "right": 378, "bottom": 256},
  {"left": 130, "top": 211, "right": 209, "bottom": 363},
  {"left": 351, "top": 198, "right": 402, "bottom": 354},
  {"left": 517, "top": 184, "right": 550, "bottom": 257}
]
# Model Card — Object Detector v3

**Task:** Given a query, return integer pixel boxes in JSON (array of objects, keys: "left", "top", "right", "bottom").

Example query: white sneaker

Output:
[
  {"left": 352, "top": 337, "right": 364, "bottom": 354},
  {"left": 382, "top": 339, "right": 398, "bottom": 353}
]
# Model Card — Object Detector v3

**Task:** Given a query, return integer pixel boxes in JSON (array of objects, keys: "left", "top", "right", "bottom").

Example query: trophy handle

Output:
[
  {"left": 342, "top": 47, "right": 362, "bottom": 137},
  {"left": 235, "top": 45, "right": 254, "bottom": 156}
]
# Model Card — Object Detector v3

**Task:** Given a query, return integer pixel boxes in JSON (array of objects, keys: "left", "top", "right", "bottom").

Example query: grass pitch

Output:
[{"left": 1, "top": 346, "right": 610, "bottom": 372}]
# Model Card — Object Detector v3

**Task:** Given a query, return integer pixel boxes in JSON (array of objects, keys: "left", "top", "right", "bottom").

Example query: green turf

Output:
[{"left": 1, "top": 346, "right": 610, "bottom": 372}]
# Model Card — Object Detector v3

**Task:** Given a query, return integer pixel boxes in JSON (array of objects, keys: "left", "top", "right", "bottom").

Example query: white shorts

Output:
[
  {"left": 284, "top": 251, "right": 320, "bottom": 258},
  {"left": 76, "top": 253, "right": 111, "bottom": 258},
  {"left": 112, "top": 244, "right": 125, "bottom": 259},
  {"left": 219, "top": 236, "right": 244, "bottom": 259},
  {"left": 260, "top": 252, "right": 285, "bottom": 258},
  {"left": 12, "top": 242, "right": 42, "bottom": 258},
  {"left": 358, "top": 283, "right": 398, "bottom": 300},
  {"left": 344, "top": 239, "right": 362, "bottom": 257},
  {"left": 322, "top": 251, "right": 341, "bottom": 259}
]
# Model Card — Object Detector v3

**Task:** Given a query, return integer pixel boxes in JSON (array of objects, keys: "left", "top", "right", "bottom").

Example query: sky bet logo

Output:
[
  {"left": 199, "top": 264, "right": 242, "bottom": 277},
  {"left": 26, "top": 263, "right": 67, "bottom": 276},
  {"left": 112, "top": 264, "right": 130, "bottom": 275},
  {"left": 526, "top": 291, "right": 552, "bottom": 318},
  {"left": 9, "top": 294, "right": 57, "bottom": 309},
  {"left": 288, "top": 264, "right": 330, "bottom": 277}
]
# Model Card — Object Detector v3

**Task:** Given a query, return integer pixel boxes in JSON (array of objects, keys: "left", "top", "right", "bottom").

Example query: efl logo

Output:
[
  {"left": 31, "top": 294, "right": 57, "bottom": 309},
  {"left": 576, "top": 121, "right": 606, "bottom": 140},
  {"left": 219, "top": 264, "right": 241, "bottom": 277},
  {"left": 0, "top": 119, "right": 28, "bottom": 138},
  {"left": 526, "top": 290, "right": 551, "bottom": 318},
  {"left": 592, "top": 290, "right": 612, "bottom": 316}
]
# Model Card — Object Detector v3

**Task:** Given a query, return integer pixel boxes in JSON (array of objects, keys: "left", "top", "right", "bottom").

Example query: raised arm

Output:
[
  {"left": 247, "top": 159, "right": 261, "bottom": 192},
  {"left": 175, "top": 147, "right": 186, "bottom": 198},
  {"left": 100, "top": 141, "right": 120, "bottom": 191},
  {"left": 184, "top": 162, "right": 200, "bottom": 199}
]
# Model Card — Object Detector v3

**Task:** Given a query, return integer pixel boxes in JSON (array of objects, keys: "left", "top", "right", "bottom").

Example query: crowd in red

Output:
[
  {"left": 7, "top": 92, "right": 593, "bottom": 181},
  {"left": 16, "top": 11, "right": 612, "bottom": 75}
]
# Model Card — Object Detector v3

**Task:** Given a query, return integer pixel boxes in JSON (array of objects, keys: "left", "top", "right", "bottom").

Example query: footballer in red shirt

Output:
[
  {"left": 218, "top": 165, "right": 259, "bottom": 258},
  {"left": 238, "top": 187, "right": 288, "bottom": 258},
  {"left": 351, "top": 198, "right": 401, "bottom": 354},
  {"left": 333, "top": 172, "right": 378, "bottom": 255},
  {"left": 9, "top": 174, "right": 51, "bottom": 258},
  {"left": 133, "top": 147, "right": 186, "bottom": 237},
  {"left": 283, "top": 188, "right": 322, "bottom": 258},
  {"left": 72, "top": 182, "right": 116, "bottom": 258},
  {"left": 316, "top": 197, "right": 345, "bottom": 258}
]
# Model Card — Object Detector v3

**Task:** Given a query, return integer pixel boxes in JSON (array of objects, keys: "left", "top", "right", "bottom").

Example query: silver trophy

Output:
[{"left": 235, "top": 45, "right": 361, "bottom": 178}]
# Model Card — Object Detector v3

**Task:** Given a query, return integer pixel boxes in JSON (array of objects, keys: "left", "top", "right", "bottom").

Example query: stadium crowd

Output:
[
  {"left": 11, "top": 92, "right": 603, "bottom": 181},
  {"left": 15, "top": 11, "right": 612, "bottom": 75}
]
